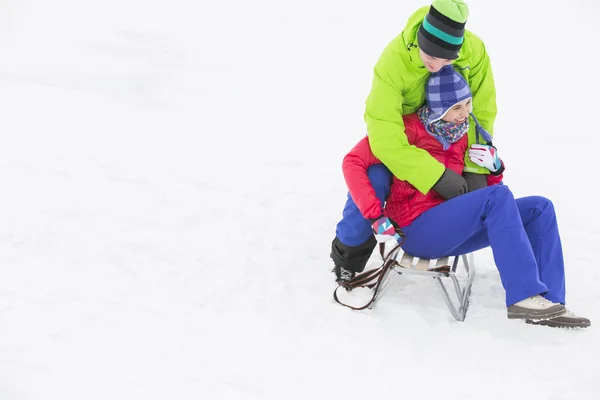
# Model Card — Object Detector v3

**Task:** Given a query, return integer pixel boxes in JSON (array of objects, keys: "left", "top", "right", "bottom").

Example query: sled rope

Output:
[{"left": 333, "top": 231, "right": 406, "bottom": 311}]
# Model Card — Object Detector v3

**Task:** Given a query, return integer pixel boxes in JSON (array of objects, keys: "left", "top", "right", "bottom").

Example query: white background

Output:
[{"left": 1, "top": 0, "right": 598, "bottom": 399}]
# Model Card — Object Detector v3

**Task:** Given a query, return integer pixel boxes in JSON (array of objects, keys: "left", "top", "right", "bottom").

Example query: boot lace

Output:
[{"left": 531, "top": 295, "right": 555, "bottom": 307}]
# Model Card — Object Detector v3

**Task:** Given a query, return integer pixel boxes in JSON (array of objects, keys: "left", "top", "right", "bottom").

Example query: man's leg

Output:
[
  {"left": 331, "top": 164, "right": 391, "bottom": 274},
  {"left": 401, "top": 185, "right": 548, "bottom": 306}
]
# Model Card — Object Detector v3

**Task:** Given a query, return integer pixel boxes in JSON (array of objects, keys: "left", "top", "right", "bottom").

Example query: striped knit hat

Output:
[{"left": 417, "top": 0, "right": 469, "bottom": 60}]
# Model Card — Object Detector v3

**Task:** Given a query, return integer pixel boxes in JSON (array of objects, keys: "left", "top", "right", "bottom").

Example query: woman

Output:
[{"left": 332, "top": 65, "right": 590, "bottom": 328}]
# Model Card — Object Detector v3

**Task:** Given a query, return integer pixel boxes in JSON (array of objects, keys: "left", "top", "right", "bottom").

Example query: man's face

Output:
[{"left": 419, "top": 50, "right": 452, "bottom": 72}]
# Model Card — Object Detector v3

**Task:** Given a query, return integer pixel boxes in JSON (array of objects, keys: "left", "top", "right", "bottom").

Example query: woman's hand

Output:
[
  {"left": 468, "top": 144, "right": 502, "bottom": 172},
  {"left": 370, "top": 215, "right": 403, "bottom": 244}
]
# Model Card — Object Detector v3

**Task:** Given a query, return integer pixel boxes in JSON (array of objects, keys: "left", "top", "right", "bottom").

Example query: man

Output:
[{"left": 332, "top": 0, "right": 497, "bottom": 283}]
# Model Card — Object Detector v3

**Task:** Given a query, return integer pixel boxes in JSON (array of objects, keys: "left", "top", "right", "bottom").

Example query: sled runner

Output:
[{"left": 334, "top": 243, "right": 476, "bottom": 322}]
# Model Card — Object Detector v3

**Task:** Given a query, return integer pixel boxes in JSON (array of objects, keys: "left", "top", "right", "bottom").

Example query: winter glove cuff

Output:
[{"left": 489, "top": 161, "right": 505, "bottom": 176}]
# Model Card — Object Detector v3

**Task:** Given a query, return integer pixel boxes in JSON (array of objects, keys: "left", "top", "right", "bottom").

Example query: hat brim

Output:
[{"left": 427, "top": 97, "right": 473, "bottom": 123}]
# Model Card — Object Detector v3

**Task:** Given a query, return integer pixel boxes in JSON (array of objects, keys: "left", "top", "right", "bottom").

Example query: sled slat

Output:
[
  {"left": 416, "top": 258, "right": 430, "bottom": 271},
  {"left": 368, "top": 252, "right": 476, "bottom": 322},
  {"left": 399, "top": 253, "right": 414, "bottom": 268},
  {"left": 435, "top": 256, "right": 450, "bottom": 270}
]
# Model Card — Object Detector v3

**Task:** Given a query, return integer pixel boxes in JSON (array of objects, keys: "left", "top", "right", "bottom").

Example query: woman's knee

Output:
[
  {"left": 533, "top": 195, "right": 553, "bottom": 206},
  {"left": 514, "top": 195, "right": 556, "bottom": 225},
  {"left": 489, "top": 183, "right": 512, "bottom": 196},
  {"left": 525, "top": 196, "right": 555, "bottom": 216}
]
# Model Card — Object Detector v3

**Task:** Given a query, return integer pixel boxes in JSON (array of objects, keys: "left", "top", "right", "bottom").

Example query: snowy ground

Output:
[{"left": 1, "top": 0, "right": 599, "bottom": 399}]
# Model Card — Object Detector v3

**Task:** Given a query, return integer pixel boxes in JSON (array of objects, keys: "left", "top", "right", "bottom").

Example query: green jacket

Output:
[{"left": 364, "top": 6, "right": 497, "bottom": 194}]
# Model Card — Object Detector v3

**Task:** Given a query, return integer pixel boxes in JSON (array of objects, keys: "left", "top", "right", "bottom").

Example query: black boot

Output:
[
  {"left": 332, "top": 265, "right": 355, "bottom": 284},
  {"left": 330, "top": 236, "right": 377, "bottom": 282}
]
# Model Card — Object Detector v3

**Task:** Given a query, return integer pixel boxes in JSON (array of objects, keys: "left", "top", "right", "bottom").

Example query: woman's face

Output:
[
  {"left": 441, "top": 98, "right": 472, "bottom": 124},
  {"left": 420, "top": 50, "right": 452, "bottom": 72}
]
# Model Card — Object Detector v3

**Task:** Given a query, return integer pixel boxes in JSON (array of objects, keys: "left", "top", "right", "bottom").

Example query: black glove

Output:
[
  {"left": 462, "top": 172, "right": 487, "bottom": 192},
  {"left": 432, "top": 168, "right": 468, "bottom": 200}
]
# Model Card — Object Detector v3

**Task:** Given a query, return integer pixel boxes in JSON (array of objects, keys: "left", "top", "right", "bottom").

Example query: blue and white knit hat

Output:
[
  {"left": 425, "top": 65, "right": 493, "bottom": 144},
  {"left": 425, "top": 64, "right": 470, "bottom": 123}
]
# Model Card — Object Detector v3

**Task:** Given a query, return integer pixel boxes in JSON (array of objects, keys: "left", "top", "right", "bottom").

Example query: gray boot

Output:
[
  {"left": 526, "top": 310, "right": 591, "bottom": 329},
  {"left": 507, "top": 295, "right": 566, "bottom": 320}
]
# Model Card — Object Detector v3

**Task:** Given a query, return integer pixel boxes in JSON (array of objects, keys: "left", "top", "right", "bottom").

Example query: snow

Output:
[{"left": 0, "top": 0, "right": 599, "bottom": 399}]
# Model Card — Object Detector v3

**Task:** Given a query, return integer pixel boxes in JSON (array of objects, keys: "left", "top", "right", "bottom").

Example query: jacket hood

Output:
[{"left": 402, "top": 7, "right": 429, "bottom": 49}]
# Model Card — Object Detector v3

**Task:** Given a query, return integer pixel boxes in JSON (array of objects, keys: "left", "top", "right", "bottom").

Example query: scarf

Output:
[{"left": 417, "top": 105, "right": 494, "bottom": 150}]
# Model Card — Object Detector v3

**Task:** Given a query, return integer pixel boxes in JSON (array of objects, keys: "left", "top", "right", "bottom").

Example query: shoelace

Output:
[{"left": 531, "top": 295, "right": 554, "bottom": 307}]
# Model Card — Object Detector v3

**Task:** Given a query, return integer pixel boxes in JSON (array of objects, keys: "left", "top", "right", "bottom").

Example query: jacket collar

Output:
[{"left": 401, "top": 6, "right": 429, "bottom": 69}]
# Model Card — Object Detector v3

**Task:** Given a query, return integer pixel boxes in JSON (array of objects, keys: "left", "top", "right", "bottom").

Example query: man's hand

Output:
[
  {"left": 463, "top": 172, "right": 487, "bottom": 192},
  {"left": 432, "top": 168, "right": 468, "bottom": 200}
]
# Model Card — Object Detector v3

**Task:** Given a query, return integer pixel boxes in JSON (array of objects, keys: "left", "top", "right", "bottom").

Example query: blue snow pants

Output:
[
  {"left": 336, "top": 164, "right": 392, "bottom": 246},
  {"left": 335, "top": 166, "right": 566, "bottom": 307}
]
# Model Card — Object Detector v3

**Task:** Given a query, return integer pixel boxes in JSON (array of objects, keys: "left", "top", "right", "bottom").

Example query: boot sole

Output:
[
  {"left": 526, "top": 317, "right": 591, "bottom": 329},
  {"left": 507, "top": 304, "right": 566, "bottom": 320}
]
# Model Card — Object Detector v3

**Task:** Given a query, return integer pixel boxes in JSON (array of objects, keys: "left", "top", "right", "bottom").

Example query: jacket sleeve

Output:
[
  {"left": 342, "top": 137, "right": 385, "bottom": 220},
  {"left": 487, "top": 161, "right": 505, "bottom": 186},
  {"left": 464, "top": 34, "right": 498, "bottom": 174},
  {"left": 365, "top": 52, "right": 445, "bottom": 195}
]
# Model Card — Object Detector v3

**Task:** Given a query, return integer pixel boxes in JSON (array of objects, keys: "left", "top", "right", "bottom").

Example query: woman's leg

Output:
[
  {"left": 401, "top": 185, "right": 548, "bottom": 306},
  {"left": 515, "top": 196, "right": 566, "bottom": 304},
  {"left": 331, "top": 164, "right": 392, "bottom": 273}
]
